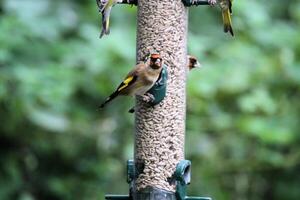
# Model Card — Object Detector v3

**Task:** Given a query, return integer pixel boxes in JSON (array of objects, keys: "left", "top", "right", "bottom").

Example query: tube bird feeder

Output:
[{"left": 104, "top": 0, "right": 213, "bottom": 199}]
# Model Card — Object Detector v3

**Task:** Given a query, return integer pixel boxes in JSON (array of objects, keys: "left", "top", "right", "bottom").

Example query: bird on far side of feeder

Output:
[
  {"left": 208, "top": 0, "right": 234, "bottom": 36},
  {"left": 187, "top": 55, "right": 201, "bottom": 71},
  {"left": 96, "top": 0, "right": 122, "bottom": 38},
  {"left": 100, "top": 53, "right": 163, "bottom": 108}
]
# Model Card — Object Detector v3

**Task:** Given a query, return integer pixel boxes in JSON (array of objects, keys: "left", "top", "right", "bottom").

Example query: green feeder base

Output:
[{"left": 105, "top": 160, "right": 212, "bottom": 200}]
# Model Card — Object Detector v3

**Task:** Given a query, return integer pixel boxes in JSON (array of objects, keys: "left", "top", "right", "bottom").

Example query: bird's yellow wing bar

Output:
[{"left": 117, "top": 76, "right": 136, "bottom": 92}]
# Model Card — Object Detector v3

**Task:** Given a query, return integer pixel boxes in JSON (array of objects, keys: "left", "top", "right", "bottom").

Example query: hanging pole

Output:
[{"left": 133, "top": 0, "right": 188, "bottom": 199}]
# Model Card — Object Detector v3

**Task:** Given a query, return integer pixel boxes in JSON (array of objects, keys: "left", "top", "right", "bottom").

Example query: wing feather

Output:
[{"left": 117, "top": 76, "right": 136, "bottom": 92}]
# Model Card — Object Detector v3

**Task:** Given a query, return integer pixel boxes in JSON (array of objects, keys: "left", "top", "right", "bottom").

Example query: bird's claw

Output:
[
  {"left": 141, "top": 93, "right": 155, "bottom": 103},
  {"left": 129, "top": 93, "right": 155, "bottom": 113},
  {"left": 208, "top": 0, "right": 217, "bottom": 6}
]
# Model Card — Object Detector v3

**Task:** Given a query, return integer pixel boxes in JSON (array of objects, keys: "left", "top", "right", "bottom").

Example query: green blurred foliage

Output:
[{"left": 0, "top": 0, "right": 299, "bottom": 199}]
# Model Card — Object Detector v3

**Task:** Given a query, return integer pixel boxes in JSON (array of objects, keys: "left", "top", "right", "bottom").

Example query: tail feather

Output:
[
  {"left": 100, "top": 30, "right": 105, "bottom": 38},
  {"left": 100, "top": 12, "right": 110, "bottom": 38},
  {"left": 225, "top": 25, "right": 234, "bottom": 36},
  {"left": 99, "top": 7, "right": 111, "bottom": 38},
  {"left": 99, "top": 91, "right": 119, "bottom": 108},
  {"left": 222, "top": 9, "right": 234, "bottom": 36},
  {"left": 99, "top": 27, "right": 110, "bottom": 38}
]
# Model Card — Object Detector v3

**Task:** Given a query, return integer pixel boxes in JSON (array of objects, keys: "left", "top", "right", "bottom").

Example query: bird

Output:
[
  {"left": 100, "top": 53, "right": 163, "bottom": 108},
  {"left": 128, "top": 55, "right": 200, "bottom": 114},
  {"left": 208, "top": 0, "right": 234, "bottom": 36},
  {"left": 187, "top": 55, "right": 201, "bottom": 71},
  {"left": 96, "top": 0, "right": 122, "bottom": 38}
]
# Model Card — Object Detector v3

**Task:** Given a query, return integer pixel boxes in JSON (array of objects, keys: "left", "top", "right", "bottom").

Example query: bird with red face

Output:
[
  {"left": 100, "top": 53, "right": 163, "bottom": 108},
  {"left": 187, "top": 55, "right": 201, "bottom": 71}
]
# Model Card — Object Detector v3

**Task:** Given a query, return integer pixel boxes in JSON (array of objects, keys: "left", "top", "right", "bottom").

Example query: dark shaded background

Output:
[{"left": 0, "top": 0, "right": 300, "bottom": 199}]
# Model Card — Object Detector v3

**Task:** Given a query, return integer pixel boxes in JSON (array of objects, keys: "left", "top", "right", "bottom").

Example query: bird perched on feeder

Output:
[
  {"left": 100, "top": 53, "right": 163, "bottom": 108},
  {"left": 208, "top": 0, "right": 234, "bottom": 36},
  {"left": 96, "top": 0, "right": 122, "bottom": 38},
  {"left": 187, "top": 55, "right": 201, "bottom": 71},
  {"left": 128, "top": 55, "right": 200, "bottom": 114}
]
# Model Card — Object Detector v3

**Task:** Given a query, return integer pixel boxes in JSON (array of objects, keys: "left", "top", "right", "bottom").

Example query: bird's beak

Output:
[
  {"left": 194, "top": 61, "right": 201, "bottom": 68},
  {"left": 155, "top": 59, "right": 161, "bottom": 66}
]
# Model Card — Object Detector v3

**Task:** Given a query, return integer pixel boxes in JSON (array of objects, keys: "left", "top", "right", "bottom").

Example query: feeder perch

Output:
[
  {"left": 146, "top": 64, "right": 168, "bottom": 106},
  {"left": 174, "top": 160, "right": 212, "bottom": 200}
]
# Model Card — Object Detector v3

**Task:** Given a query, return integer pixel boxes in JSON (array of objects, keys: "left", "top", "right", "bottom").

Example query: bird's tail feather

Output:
[
  {"left": 99, "top": 10, "right": 110, "bottom": 38},
  {"left": 100, "top": 91, "right": 119, "bottom": 108},
  {"left": 100, "top": 29, "right": 105, "bottom": 38},
  {"left": 99, "top": 27, "right": 110, "bottom": 38},
  {"left": 222, "top": 9, "right": 234, "bottom": 36}
]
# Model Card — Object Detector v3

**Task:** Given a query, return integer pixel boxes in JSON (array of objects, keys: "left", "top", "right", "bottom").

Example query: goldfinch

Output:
[
  {"left": 208, "top": 0, "right": 234, "bottom": 36},
  {"left": 100, "top": 53, "right": 163, "bottom": 108},
  {"left": 96, "top": 0, "right": 122, "bottom": 38},
  {"left": 187, "top": 55, "right": 201, "bottom": 70}
]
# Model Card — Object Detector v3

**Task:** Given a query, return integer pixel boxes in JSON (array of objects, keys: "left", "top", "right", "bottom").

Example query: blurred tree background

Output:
[{"left": 0, "top": 0, "right": 300, "bottom": 199}]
